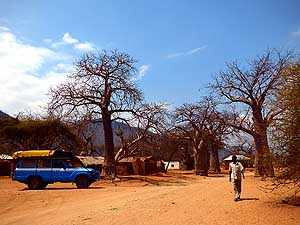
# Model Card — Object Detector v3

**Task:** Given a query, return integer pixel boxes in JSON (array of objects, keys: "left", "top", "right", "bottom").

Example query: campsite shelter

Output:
[
  {"left": 77, "top": 156, "right": 104, "bottom": 174},
  {"left": 117, "top": 156, "right": 164, "bottom": 175},
  {"left": 222, "top": 154, "right": 252, "bottom": 170},
  {"left": 0, "top": 154, "right": 13, "bottom": 176}
]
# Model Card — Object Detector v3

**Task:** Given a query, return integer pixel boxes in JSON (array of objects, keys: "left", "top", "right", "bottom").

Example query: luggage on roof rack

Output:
[{"left": 12, "top": 150, "right": 75, "bottom": 159}]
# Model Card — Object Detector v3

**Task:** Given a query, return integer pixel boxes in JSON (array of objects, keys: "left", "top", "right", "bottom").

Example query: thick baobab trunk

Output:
[
  {"left": 180, "top": 144, "right": 190, "bottom": 170},
  {"left": 253, "top": 133, "right": 274, "bottom": 177},
  {"left": 252, "top": 110, "right": 274, "bottom": 177},
  {"left": 102, "top": 110, "right": 116, "bottom": 179},
  {"left": 209, "top": 145, "right": 221, "bottom": 173},
  {"left": 194, "top": 140, "right": 209, "bottom": 176}
]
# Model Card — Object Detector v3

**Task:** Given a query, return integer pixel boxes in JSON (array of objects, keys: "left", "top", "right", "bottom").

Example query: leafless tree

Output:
[
  {"left": 173, "top": 97, "right": 228, "bottom": 176},
  {"left": 72, "top": 113, "right": 98, "bottom": 154},
  {"left": 211, "top": 49, "right": 293, "bottom": 176},
  {"left": 114, "top": 103, "right": 168, "bottom": 162},
  {"left": 48, "top": 50, "right": 143, "bottom": 179}
]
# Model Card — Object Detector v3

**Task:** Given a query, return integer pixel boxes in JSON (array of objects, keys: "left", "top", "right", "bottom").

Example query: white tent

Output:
[
  {"left": 0, "top": 154, "right": 12, "bottom": 160},
  {"left": 223, "top": 154, "right": 251, "bottom": 161}
]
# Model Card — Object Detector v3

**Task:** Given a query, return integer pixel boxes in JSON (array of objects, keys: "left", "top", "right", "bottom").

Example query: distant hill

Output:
[
  {"left": 82, "top": 119, "right": 140, "bottom": 148},
  {"left": 0, "top": 110, "right": 12, "bottom": 120}
]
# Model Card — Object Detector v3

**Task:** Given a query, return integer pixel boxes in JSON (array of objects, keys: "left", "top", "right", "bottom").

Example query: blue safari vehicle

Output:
[{"left": 12, "top": 150, "right": 101, "bottom": 189}]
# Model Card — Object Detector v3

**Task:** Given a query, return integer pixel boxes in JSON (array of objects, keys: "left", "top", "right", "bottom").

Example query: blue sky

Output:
[{"left": 0, "top": 0, "right": 299, "bottom": 115}]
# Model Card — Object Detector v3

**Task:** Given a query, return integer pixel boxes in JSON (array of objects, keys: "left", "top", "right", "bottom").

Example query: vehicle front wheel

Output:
[
  {"left": 27, "top": 176, "right": 44, "bottom": 190},
  {"left": 75, "top": 175, "right": 90, "bottom": 189},
  {"left": 41, "top": 182, "right": 48, "bottom": 189}
]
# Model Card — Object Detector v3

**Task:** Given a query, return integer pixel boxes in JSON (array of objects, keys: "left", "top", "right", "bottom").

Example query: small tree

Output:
[
  {"left": 0, "top": 118, "right": 80, "bottom": 152},
  {"left": 48, "top": 50, "right": 143, "bottom": 179},
  {"left": 271, "top": 62, "right": 300, "bottom": 196},
  {"left": 71, "top": 112, "right": 99, "bottom": 154},
  {"left": 114, "top": 103, "right": 168, "bottom": 162}
]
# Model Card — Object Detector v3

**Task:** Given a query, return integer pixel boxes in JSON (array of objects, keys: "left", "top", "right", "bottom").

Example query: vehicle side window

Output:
[
  {"left": 37, "top": 159, "right": 52, "bottom": 168},
  {"left": 69, "top": 158, "right": 83, "bottom": 167},
  {"left": 65, "top": 159, "right": 75, "bottom": 168},
  {"left": 52, "top": 159, "right": 66, "bottom": 168},
  {"left": 20, "top": 159, "right": 37, "bottom": 168}
]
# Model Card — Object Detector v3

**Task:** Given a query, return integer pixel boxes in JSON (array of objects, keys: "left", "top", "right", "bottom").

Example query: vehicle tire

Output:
[
  {"left": 75, "top": 175, "right": 90, "bottom": 189},
  {"left": 41, "top": 182, "right": 48, "bottom": 189},
  {"left": 27, "top": 176, "right": 44, "bottom": 190}
]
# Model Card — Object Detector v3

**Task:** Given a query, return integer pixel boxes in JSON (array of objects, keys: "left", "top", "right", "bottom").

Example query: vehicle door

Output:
[
  {"left": 51, "top": 159, "right": 76, "bottom": 182},
  {"left": 36, "top": 159, "right": 52, "bottom": 182},
  {"left": 15, "top": 159, "right": 37, "bottom": 182}
]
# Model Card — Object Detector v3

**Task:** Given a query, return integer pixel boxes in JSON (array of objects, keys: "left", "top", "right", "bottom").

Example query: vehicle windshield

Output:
[{"left": 65, "top": 157, "right": 84, "bottom": 168}]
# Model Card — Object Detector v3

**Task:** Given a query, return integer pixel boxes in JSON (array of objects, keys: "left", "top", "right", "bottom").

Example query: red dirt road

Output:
[{"left": 0, "top": 171, "right": 299, "bottom": 225}]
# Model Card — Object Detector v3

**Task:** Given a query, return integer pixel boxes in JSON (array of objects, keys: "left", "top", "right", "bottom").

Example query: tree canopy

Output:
[{"left": 0, "top": 118, "right": 80, "bottom": 153}]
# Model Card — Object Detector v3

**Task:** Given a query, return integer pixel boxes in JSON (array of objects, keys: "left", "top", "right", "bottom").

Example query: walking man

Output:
[{"left": 229, "top": 155, "right": 245, "bottom": 201}]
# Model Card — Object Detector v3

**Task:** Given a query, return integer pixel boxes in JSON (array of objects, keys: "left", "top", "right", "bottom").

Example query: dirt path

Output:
[{"left": 0, "top": 171, "right": 299, "bottom": 225}]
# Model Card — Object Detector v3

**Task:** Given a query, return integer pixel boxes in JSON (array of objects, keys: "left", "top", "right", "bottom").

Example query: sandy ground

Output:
[{"left": 0, "top": 170, "right": 299, "bottom": 225}]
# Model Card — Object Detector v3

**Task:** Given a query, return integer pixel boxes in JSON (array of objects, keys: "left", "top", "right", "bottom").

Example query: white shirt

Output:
[{"left": 229, "top": 162, "right": 244, "bottom": 180}]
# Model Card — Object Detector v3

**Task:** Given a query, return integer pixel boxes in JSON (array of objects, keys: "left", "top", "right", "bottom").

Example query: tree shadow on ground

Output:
[
  {"left": 207, "top": 174, "right": 226, "bottom": 178},
  {"left": 118, "top": 172, "right": 198, "bottom": 187},
  {"left": 281, "top": 196, "right": 300, "bottom": 206}
]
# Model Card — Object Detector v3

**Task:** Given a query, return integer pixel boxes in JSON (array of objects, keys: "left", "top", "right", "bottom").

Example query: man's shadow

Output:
[{"left": 240, "top": 197, "right": 259, "bottom": 201}]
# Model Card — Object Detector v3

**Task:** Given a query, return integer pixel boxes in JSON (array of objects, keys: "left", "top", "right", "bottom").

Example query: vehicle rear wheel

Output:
[
  {"left": 75, "top": 175, "right": 90, "bottom": 189},
  {"left": 27, "top": 176, "right": 44, "bottom": 190}
]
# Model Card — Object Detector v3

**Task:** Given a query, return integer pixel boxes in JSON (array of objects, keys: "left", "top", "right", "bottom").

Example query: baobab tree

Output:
[
  {"left": 173, "top": 97, "right": 227, "bottom": 176},
  {"left": 48, "top": 50, "right": 143, "bottom": 179},
  {"left": 211, "top": 49, "right": 294, "bottom": 176}
]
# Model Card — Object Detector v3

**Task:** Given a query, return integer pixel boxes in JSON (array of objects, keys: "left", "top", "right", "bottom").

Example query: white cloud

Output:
[
  {"left": 0, "top": 31, "right": 16, "bottom": 42},
  {"left": 167, "top": 45, "right": 207, "bottom": 59},
  {"left": 135, "top": 64, "right": 150, "bottom": 80},
  {"left": 0, "top": 26, "right": 10, "bottom": 31},
  {"left": 186, "top": 46, "right": 207, "bottom": 55},
  {"left": 0, "top": 31, "right": 58, "bottom": 75},
  {"left": 292, "top": 28, "right": 300, "bottom": 38},
  {"left": 43, "top": 38, "right": 53, "bottom": 44},
  {"left": 62, "top": 32, "right": 79, "bottom": 44},
  {"left": 54, "top": 63, "right": 74, "bottom": 73},
  {"left": 0, "top": 29, "right": 70, "bottom": 115},
  {"left": 50, "top": 32, "right": 95, "bottom": 51},
  {"left": 74, "top": 42, "right": 95, "bottom": 51}
]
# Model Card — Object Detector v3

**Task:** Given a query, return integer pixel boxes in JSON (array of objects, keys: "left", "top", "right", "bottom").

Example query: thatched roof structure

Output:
[
  {"left": 223, "top": 154, "right": 251, "bottom": 161},
  {"left": 77, "top": 156, "right": 104, "bottom": 166}
]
